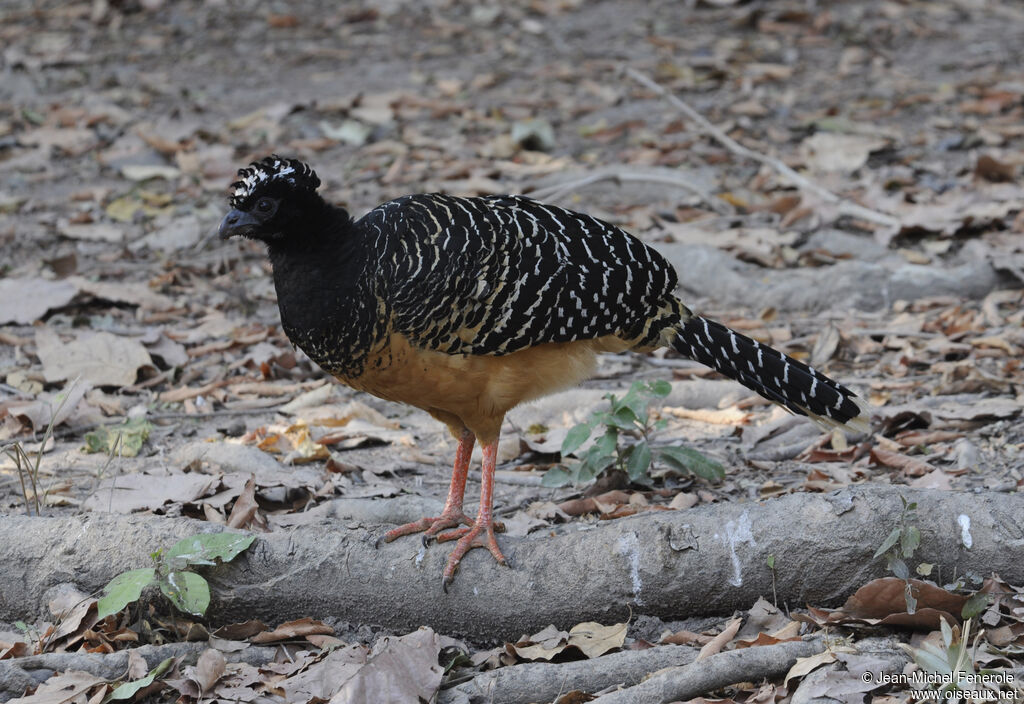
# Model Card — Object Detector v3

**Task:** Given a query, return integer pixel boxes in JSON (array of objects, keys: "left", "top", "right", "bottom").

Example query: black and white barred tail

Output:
[{"left": 673, "top": 316, "right": 871, "bottom": 432}]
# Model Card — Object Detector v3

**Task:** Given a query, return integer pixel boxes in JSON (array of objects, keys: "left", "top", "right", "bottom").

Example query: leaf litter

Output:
[{"left": 2, "top": 0, "right": 1024, "bottom": 701}]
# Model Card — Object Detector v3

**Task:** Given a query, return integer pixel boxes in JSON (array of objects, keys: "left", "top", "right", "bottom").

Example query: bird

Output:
[{"left": 219, "top": 154, "right": 870, "bottom": 589}]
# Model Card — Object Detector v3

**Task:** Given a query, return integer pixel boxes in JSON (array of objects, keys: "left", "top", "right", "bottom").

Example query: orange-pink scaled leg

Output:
[
  {"left": 382, "top": 428, "right": 475, "bottom": 544},
  {"left": 436, "top": 439, "right": 508, "bottom": 591}
]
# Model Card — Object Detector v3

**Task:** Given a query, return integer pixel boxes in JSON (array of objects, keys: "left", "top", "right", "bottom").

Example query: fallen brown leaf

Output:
[
  {"left": 869, "top": 447, "right": 936, "bottom": 477},
  {"left": 250, "top": 617, "right": 333, "bottom": 643},
  {"left": 697, "top": 617, "right": 742, "bottom": 660}
]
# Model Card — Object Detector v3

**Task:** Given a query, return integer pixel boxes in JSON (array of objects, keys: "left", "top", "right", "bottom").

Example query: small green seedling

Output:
[
  {"left": 873, "top": 496, "right": 921, "bottom": 611},
  {"left": 766, "top": 554, "right": 778, "bottom": 607},
  {"left": 902, "top": 617, "right": 1008, "bottom": 702},
  {"left": 97, "top": 533, "right": 255, "bottom": 619},
  {"left": 545, "top": 380, "right": 724, "bottom": 487}
]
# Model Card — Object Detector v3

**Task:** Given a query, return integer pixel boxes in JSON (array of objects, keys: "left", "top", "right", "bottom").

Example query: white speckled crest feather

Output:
[{"left": 229, "top": 154, "right": 320, "bottom": 208}]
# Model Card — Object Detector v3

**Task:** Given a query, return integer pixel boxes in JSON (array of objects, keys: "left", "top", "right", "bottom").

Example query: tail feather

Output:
[{"left": 673, "top": 316, "right": 870, "bottom": 433}]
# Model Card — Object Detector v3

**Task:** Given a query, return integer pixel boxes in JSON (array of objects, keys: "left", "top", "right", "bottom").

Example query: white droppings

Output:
[
  {"left": 722, "top": 510, "right": 755, "bottom": 587},
  {"left": 958, "top": 514, "right": 972, "bottom": 549},
  {"left": 415, "top": 544, "right": 427, "bottom": 567},
  {"left": 617, "top": 532, "right": 644, "bottom": 605}
]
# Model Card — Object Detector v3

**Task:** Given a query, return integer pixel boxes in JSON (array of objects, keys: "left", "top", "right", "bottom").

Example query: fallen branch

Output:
[
  {"left": 793, "top": 636, "right": 909, "bottom": 701},
  {"left": 592, "top": 637, "right": 824, "bottom": 703},
  {"left": 438, "top": 643, "right": 698, "bottom": 704},
  {"left": 528, "top": 168, "right": 733, "bottom": 215},
  {"left": 623, "top": 67, "right": 901, "bottom": 228},
  {"left": 0, "top": 642, "right": 279, "bottom": 700},
  {"left": 1, "top": 486, "right": 1020, "bottom": 640}
]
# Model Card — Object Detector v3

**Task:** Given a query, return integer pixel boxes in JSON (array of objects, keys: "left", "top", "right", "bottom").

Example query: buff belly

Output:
[{"left": 336, "top": 332, "right": 632, "bottom": 443}]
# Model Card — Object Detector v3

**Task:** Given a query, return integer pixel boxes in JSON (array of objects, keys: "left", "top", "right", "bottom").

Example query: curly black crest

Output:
[{"left": 228, "top": 155, "right": 320, "bottom": 208}]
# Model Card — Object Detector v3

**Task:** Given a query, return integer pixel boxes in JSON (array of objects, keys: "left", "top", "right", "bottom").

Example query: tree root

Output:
[
  {"left": 592, "top": 637, "right": 825, "bottom": 703},
  {"left": 0, "top": 485, "right": 1020, "bottom": 640},
  {"left": 0, "top": 642, "right": 278, "bottom": 701},
  {"left": 438, "top": 643, "right": 698, "bottom": 704}
]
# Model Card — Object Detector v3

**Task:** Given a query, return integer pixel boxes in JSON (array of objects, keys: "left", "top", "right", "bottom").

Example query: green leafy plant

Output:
[
  {"left": 97, "top": 533, "right": 255, "bottom": 619},
  {"left": 903, "top": 617, "right": 1009, "bottom": 703},
  {"left": 873, "top": 496, "right": 922, "bottom": 611},
  {"left": 102, "top": 657, "right": 174, "bottom": 703},
  {"left": 544, "top": 380, "right": 724, "bottom": 487}
]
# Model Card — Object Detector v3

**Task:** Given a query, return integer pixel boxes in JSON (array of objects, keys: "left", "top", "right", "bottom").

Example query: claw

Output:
[
  {"left": 439, "top": 519, "right": 508, "bottom": 588},
  {"left": 381, "top": 509, "right": 474, "bottom": 548}
]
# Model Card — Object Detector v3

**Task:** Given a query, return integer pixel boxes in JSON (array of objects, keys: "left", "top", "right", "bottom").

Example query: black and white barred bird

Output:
[{"left": 220, "top": 155, "right": 870, "bottom": 588}]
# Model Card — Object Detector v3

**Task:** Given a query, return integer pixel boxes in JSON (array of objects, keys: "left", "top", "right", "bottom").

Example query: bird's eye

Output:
[{"left": 256, "top": 198, "right": 274, "bottom": 212}]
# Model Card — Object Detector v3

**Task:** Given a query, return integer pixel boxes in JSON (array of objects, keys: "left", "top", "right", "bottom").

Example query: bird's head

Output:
[{"left": 219, "top": 155, "right": 324, "bottom": 243}]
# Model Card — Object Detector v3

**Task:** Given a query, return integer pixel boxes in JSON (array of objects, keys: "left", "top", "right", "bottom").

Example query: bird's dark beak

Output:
[{"left": 219, "top": 209, "right": 260, "bottom": 239}]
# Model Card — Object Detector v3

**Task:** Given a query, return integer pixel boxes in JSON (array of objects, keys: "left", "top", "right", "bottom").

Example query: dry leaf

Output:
[
  {"left": 135, "top": 215, "right": 203, "bottom": 251},
  {"left": 36, "top": 327, "right": 152, "bottom": 387},
  {"left": 659, "top": 629, "right": 712, "bottom": 646},
  {"left": 975, "top": 154, "right": 1015, "bottom": 183},
  {"left": 57, "top": 221, "right": 124, "bottom": 242},
  {"left": 869, "top": 447, "right": 936, "bottom": 477},
  {"left": 121, "top": 164, "right": 181, "bottom": 181},
  {"left": 83, "top": 472, "right": 219, "bottom": 513},
  {"left": 226, "top": 476, "right": 262, "bottom": 529},
  {"left": 566, "top": 621, "right": 627, "bottom": 658},
  {"left": 8, "top": 379, "right": 91, "bottom": 431},
  {"left": 783, "top": 649, "right": 838, "bottom": 687},
  {"left": 908, "top": 469, "right": 952, "bottom": 490},
  {"left": 193, "top": 648, "right": 227, "bottom": 695},
  {"left": 697, "top": 617, "right": 742, "bottom": 660},
  {"left": 664, "top": 405, "right": 751, "bottom": 425},
  {"left": 126, "top": 649, "right": 149, "bottom": 680},
  {"left": 10, "top": 671, "right": 105, "bottom": 703},
  {"left": 801, "top": 133, "right": 887, "bottom": 173},
  {"left": 325, "top": 628, "right": 443, "bottom": 704},
  {"left": 668, "top": 492, "right": 698, "bottom": 510},
  {"left": 251, "top": 617, "right": 333, "bottom": 643},
  {"left": 275, "top": 645, "right": 367, "bottom": 702},
  {"left": 0, "top": 277, "right": 77, "bottom": 324},
  {"left": 512, "top": 624, "right": 570, "bottom": 661},
  {"left": 801, "top": 578, "right": 968, "bottom": 630},
  {"left": 502, "top": 511, "right": 547, "bottom": 537},
  {"left": 70, "top": 277, "right": 175, "bottom": 311}
]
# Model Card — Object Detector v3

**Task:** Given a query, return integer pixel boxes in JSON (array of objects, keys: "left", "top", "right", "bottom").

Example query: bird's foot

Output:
[
  {"left": 438, "top": 519, "right": 508, "bottom": 592},
  {"left": 379, "top": 509, "right": 474, "bottom": 547}
]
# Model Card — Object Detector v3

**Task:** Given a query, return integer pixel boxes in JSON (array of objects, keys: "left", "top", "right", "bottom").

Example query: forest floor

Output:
[{"left": 1, "top": 1, "right": 1023, "bottom": 702}]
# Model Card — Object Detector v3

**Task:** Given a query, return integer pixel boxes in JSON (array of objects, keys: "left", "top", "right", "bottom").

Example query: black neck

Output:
[{"left": 267, "top": 206, "right": 382, "bottom": 377}]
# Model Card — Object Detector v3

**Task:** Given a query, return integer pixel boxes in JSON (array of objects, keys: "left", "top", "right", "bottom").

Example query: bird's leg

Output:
[
  {"left": 437, "top": 438, "right": 508, "bottom": 589},
  {"left": 381, "top": 428, "right": 475, "bottom": 544}
]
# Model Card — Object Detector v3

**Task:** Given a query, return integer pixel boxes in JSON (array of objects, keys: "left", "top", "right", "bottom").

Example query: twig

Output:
[
  {"left": 851, "top": 328, "right": 941, "bottom": 339},
  {"left": 528, "top": 169, "right": 734, "bottom": 215},
  {"left": 51, "top": 407, "right": 283, "bottom": 440},
  {"left": 438, "top": 643, "right": 699, "bottom": 704},
  {"left": 623, "top": 67, "right": 901, "bottom": 229},
  {"left": 592, "top": 637, "right": 825, "bottom": 703},
  {"left": 0, "top": 642, "right": 279, "bottom": 695},
  {"left": 468, "top": 469, "right": 545, "bottom": 487}
]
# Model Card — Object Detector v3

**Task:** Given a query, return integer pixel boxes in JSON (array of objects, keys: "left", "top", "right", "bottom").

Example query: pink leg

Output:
[
  {"left": 382, "top": 428, "right": 475, "bottom": 544},
  {"left": 437, "top": 438, "right": 508, "bottom": 590}
]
